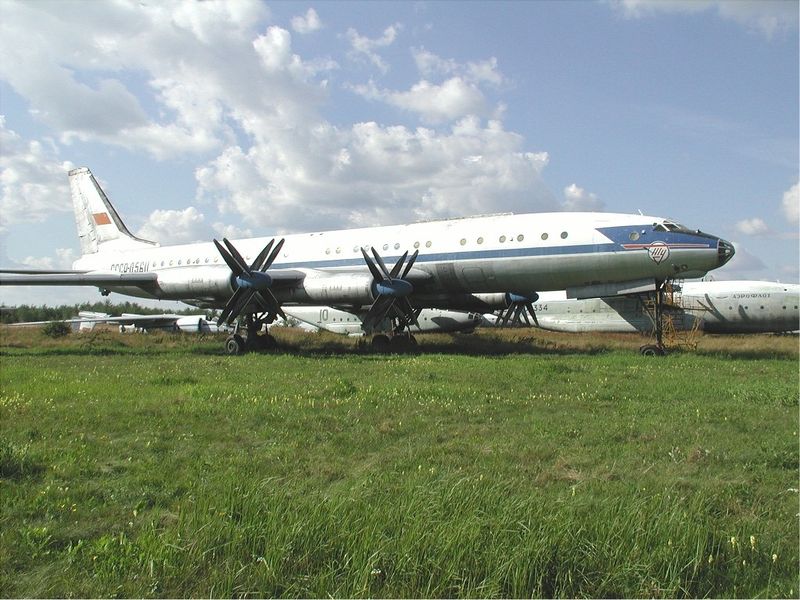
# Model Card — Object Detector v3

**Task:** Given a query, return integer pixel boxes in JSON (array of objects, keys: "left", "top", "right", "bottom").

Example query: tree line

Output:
[{"left": 0, "top": 301, "right": 210, "bottom": 324}]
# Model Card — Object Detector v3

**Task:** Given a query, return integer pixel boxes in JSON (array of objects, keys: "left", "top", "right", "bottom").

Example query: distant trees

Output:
[{"left": 0, "top": 301, "right": 203, "bottom": 324}]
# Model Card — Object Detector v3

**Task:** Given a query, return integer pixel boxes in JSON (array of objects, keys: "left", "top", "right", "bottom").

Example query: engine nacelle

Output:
[
  {"left": 155, "top": 266, "right": 234, "bottom": 300},
  {"left": 288, "top": 274, "right": 375, "bottom": 305}
]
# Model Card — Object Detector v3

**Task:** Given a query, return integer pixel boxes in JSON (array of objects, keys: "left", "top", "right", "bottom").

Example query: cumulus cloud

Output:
[
  {"left": 344, "top": 24, "right": 401, "bottom": 73},
  {"left": 562, "top": 184, "right": 605, "bottom": 212},
  {"left": 1, "top": 2, "right": 556, "bottom": 241},
  {"left": 782, "top": 182, "right": 799, "bottom": 225},
  {"left": 15, "top": 248, "right": 75, "bottom": 271},
  {"left": 609, "top": 0, "right": 798, "bottom": 38},
  {"left": 350, "top": 49, "right": 507, "bottom": 124},
  {"left": 735, "top": 217, "right": 770, "bottom": 236},
  {"left": 350, "top": 77, "right": 488, "bottom": 124},
  {"left": 0, "top": 0, "right": 334, "bottom": 159},
  {"left": 291, "top": 8, "right": 322, "bottom": 34},
  {"left": 196, "top": 117, "right": 556, "bottom": 232},
  {"left": 413, "top": 48, "right": 504, "bottom": 85},
  {"left": 136, "top": 207, "right": 211, "bottom": 244},
  {"left": 0, "top": 117, "right": 73, "bottom": 231}
]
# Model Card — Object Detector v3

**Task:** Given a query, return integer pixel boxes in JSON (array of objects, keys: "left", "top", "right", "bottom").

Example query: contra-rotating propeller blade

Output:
[
  {"left": 360, "top": 247, "right": 419, "bottom": 332},
  {"left": 214, "top": 237, "right": 286, "bottom": 326}
]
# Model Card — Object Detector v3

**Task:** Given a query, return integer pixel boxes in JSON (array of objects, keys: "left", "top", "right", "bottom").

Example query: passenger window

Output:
[{"left": 541, "top": 233, "right": 548, "bottom": 240}]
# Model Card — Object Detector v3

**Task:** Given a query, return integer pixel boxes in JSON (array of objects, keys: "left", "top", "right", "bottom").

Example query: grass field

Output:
[{"left": 1, "top": 327, "right": 798, "bottom": 598}]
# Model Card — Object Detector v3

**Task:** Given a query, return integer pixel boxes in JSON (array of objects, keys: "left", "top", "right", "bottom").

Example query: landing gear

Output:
[
  {"left": 368, "top": 332, "right": 417, "bottom": 353},
  {"left": 224, "top": 313, "right": 278, "bottom": 355},
  {"left": 638, "top": 279, "right": 668, "bottom": 357},
  {"left": 225, "top": 334, "right": 246, "bottom": 355},
  {"left": 639, "top": 344, "right": 666, "bottom": 357}
]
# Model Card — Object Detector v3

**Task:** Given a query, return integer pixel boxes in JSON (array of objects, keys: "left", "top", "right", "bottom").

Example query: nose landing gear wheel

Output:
[{"left": 639, "top": 344, "right": 666, "bottom": 357}]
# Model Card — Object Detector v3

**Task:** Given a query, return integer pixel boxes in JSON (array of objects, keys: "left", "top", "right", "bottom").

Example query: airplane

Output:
[
  {"left": 8, "top": 310, "right": 224, "bottom": 333},
  {"left": 515, "top": 280, "right": 800, "bottom": 335},
  {"left": 0, "top": 167, "right": 735, "bottom": 354},
  {"left": 282, "top": 305, "right": 483, "bottom": 344}
]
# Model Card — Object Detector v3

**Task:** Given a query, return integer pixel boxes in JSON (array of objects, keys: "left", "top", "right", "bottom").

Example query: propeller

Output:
[
  {"left": 360, "top": 247, "right": 420, "bottom": 333},
  {"left": 214, "top": 237, "right": 286, "bottom": 326},
  {"left": 496, "top": 292, "right": 540, "bottom": 327}
]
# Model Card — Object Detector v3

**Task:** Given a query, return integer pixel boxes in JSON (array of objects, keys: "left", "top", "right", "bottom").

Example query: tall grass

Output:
[{"left": 0, "top": 328, "right": 797, "bottom": 597}]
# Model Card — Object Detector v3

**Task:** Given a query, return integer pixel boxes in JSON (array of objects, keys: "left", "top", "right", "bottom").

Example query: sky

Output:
[{"left": 0, "top": 0, "right": 797, "bottom": 307}]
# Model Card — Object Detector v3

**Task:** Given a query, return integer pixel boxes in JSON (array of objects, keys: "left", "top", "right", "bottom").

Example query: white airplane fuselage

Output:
[
  {"left": 529, "top": 281, "right": 800, "bottom": 334},
  {"left": 72, "top": 212, "right": 731, "bottom": 309}
]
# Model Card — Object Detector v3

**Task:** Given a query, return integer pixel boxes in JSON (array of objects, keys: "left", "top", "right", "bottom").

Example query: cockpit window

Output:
[{"left": 654, "top": 221, "right": 690, "bottom": 233}]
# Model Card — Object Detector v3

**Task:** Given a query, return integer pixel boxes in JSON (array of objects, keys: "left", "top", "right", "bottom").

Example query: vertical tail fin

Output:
[{"left": 70, "top": 167, "right": 158, "bottom": 255}]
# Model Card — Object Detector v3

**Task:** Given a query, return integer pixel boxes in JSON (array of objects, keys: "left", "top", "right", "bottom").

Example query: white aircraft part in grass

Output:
[
  {"left": 283, "top": 306, "right": 482, "bottom": 336},
  {"left": 524, "top": 281, "right": 799, "bottom": 334},
  {"left": 10, "top": 311, "right": 222, "bottom": 334}
]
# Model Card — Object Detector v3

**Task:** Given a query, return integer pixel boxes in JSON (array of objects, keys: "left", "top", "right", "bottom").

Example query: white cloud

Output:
[
  {"left": 562, "top": 183, "right": 605, "bottom": 211},
  {"left": 412, "top": 48, "right": 504, "bottom": 85},
  {"left": 735, "top": 217, "right": 770, "bottom": 236},
  {"left": 0, "top": 1, "right": 334, "bottom": 159},
  {"left": 782, "top": 182, "right": 799, "bottom": 225},
  {"left": 1, "top": 2, "right": 556, "bottom": 243},
  {"left": 16, "top": 248, "right": 75, "bottom": 271},
  {"left": 609, "top": 0, "right": 798, "bottom": 38},
  {"left": 196, "top": 117, "right": 556, "bottom": 232},
  {"left": 0, "top": 117, "right": 73, "bottom": 231},
  {"left": 350, "top": 77, "right": 488, "bottom": 124},
  {"left": 350, "top": 49, "right": 506, "bottom": 124},
  {"left": 344, "top": 24, "right": 401, "bottom": 73},
  {"left": 136, "top": 207, "right": 211, "bottom": 244},
  {"left": 291, "top": 8, "right": 322, "bottom": 34}
]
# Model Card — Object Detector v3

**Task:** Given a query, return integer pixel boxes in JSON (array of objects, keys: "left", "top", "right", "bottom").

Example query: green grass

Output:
[{"left": 0, "top": 328, "right": 797, "bottom": 597}]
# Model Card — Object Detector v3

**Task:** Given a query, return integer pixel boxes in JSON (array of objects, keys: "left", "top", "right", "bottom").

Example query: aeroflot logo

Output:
[{"left": 647, "top": 242, "right": 670, "bottom": 264}]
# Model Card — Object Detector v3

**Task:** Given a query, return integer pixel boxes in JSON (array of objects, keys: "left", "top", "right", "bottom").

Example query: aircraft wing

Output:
[
  {"left": 7, "top": 313, "right": 200, "bottom": 328},
  {"left": 0, "top": 270, "right": 158, "bottom": 287}
]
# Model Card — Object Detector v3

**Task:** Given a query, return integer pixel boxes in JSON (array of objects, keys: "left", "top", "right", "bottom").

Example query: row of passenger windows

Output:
[
  {"left": 323, "top": 232, "right": 571, "bottom": 255},
  {"left": 155, "top": 231, "right": 576, "bottom": 265}
]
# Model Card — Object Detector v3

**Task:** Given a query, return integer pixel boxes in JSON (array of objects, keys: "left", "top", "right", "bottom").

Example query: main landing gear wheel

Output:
[
  {"left": 371, "top": 334, "right": 391, "bottom": 353},
  {"left": 225, "top": 334, "right": 246, "bottom": 355},
  {"left": 247, "top": 332, "right": 277, "bottom": 352},
  {"left": 369, "top": 333, "right": 418, "bottom": 354}
]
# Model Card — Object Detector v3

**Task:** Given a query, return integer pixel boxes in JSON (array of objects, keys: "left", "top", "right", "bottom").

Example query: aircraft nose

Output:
[{"left": 717, "top": 239, "right": 735, "bottom": 266}]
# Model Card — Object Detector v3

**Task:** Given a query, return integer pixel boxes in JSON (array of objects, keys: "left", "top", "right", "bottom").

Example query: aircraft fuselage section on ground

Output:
[
  {"left": 529, "top": 281, "right": 799, "bottom": 334},
  {"left": 72, "top": 213, "right": 729, "bottom": 308}
]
